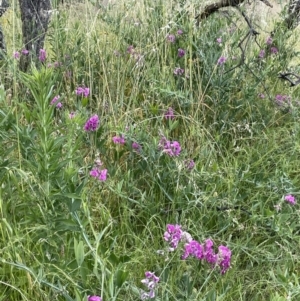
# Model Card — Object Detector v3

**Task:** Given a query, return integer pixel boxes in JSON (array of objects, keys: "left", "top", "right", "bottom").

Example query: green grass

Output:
[{"left": 0, "top": 0, "right": 300, "bottom": 300}]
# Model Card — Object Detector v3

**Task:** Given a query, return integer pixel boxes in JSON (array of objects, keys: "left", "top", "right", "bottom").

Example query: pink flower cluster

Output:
[
  {"left": 39, "top": 49, "right": 46, "bottom": 62},
  {"left": 140, "top": 271, "right": 160, "bottom": 300},
  {"left": 88, "top": 296, "right": 102, "bottom": 301},
  {"left": 163, "top": 224, "right": 182, "bottom": 251},
  {"left": 164, "top": 107, "right": 175, "bottom": 120},
  {"left": 164, "top": 224, "right": 231, "bottom": 274},
  {"left": 76, "top": 86, "right": 90, "bottom": 97},
  {"left": 112, "top": 134, "right": 125, "bottom": 145},
  {"left": 84, "top": 114, "right": 99, "bottom": 131},
  {"left": 285, "top": 194, "right": 296, "bottom": 205},
  {"left": 50, "top": 95, "right": 62, "bottom": 109},
  {"left": 90, "top": 168, "right": 107, "bottom": 181},
  {"left": 159, "top": 137, "right": 181, "bottom": 157}
]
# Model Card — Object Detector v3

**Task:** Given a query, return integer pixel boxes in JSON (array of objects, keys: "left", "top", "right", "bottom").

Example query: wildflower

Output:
[
  {"left": 21, "top": 49, "right": 29, "bottom": 55},
  {"left": 98, "top": 169, "right": 107, "bottom": 181},
  {"left": 285, "top": 194, "right": 296, "bottom": 205},
  {"left": 218, "top": 245, "right": 231, "bottom": 274},
  {"left": 127, "top": 45, "right": 135, "bottom": 54},
  {"left": 88, "top": 296, "right": 102, "bottom": 301},
  {"left": 167, "top": 34, "right": 176, "bottom": 43},
  {"left": 173, "top": 67, "right": 184, "bottom": 76},
  {"left": 112, "top": 135, "right": 125, "bottom": 145},
  {"left": 266, "top": 36, "right": 273, "bottom": 45},
  {"left": 50, "top": 95, "right": 60, "bottom": 105},
  {"left": 56, "top": 102, "right": 62, "bottom": 109},
  {"left": 178, "top": 48, "right": 185, "bottom": 58},
  {"left": 204, "top": 239, "right": 217, "bottom": 265},
  {"left": 216, "top": 37, "right": 222, "bottom": 44},
  {"left": 141, "top": 271, "right": 159, "bottom": 300},
  {"left": 177, "top": 29, "right": 183, "bottom": 35},
  {"left": 258, "top": 93, "right": 265, "bottom": 99},
  {"left": 258, "top": 49, "right": 265, "bottom": 58},
  {"left": 132, "top": 142, "right": 141, "bottom": 152},
  {"left": 217, "top": 56, "right": 227, "bottom": 65},
  {"left": 185, "top": 159, "right": 195, "bottom": 170},
  {"left": 39, "top": 49, "right": 46, "bottom": 62},
  {"left": 69, "top": 112, "right": 76, "bottom": 119},
  {"left": 54, "top": 61, "right": 62, "bottom": 68},
  {"left": 90, "top": 167, "right": 107, "bottom": 182},
  {"left": 76, "top": 87, "right": 90, "bottom": 97},
  {"left": 274, "top": 204, "right": 282, "bottom": 212},
  {"left": 164, "top": 107, "right": 175, "bottom": 120},
  {"left": 270, "top": 47, "right": 278, "bottom": 54},
  {"left": 182, "top": 240, "right": 204, "bottom": 260},
  {"left": 159, "top": 137, "right": 181, "bottom": 157},
  {"left": 163, "top": 224, "right": 182, "bottom": 251},
  {"left": 13, "top": 51, "right": 20, "bottom": 59},
  {"left": 274, "top": 94, "right": 290, "bottom": 106},
  {"left": 181, "top": 231, "right": 193, "bottom": 243},
  {"left": 164, "top": 141, "right": 181, "bottom": 157},
  {"left": 84, "top": 114, "right": 99, "bottom": 131}
]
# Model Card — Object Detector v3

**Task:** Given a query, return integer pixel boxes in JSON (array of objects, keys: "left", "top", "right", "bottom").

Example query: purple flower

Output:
[
  {"left": 164, "top": 107, "right": 175, "bottom": 120},
  {"left": 216, "top": 37, "right": 222, "bottom": 44},
  {"left": 76, "top": 87, "right": 90, "bottom": 97},
  {"left": 218, "top": 245, "right": 231, "bottom": 274},
  {"left": 39, "top": 49, "right": 46, "bottom": 62},
  {"left": 173, "top": 67, "right": 184, "bottom": 76},
  {"left": 56, "top": 102, "right": 62, "bottom": 109},
  {"left": 112, "top": 135, "right": 125, "bottom": 145},
  {"left": 185, "top": 159, "right": 195, "bottom": 170},
  {"left": 88, "top": 296, "right": 102, "bottom": 301},
  {"left": 50, "top": 95, "right": 60, "bottom": 105},
  {"left": 13, "top": 51, "right": 20, "bottom": 59},
  {"left": 164, "top": 141, "right": 181, "bottom": 157},
  {"left": 132, "top": 142, "right": 141, "bottom": 152},
  {"left": 54, "top": 61, "right": 62, "bottom": 68},
  {"left": 167, "top": 34, "right": 176, "bottom": 43},
  {"left": 258, "top": 93, "right": 265, "bottom": 99},
  {"left": 90, "top": 168, "right": 107, "bottom": 182},
  {"left": 141, "top": 271, "right": 159, "bottom": 300},
  {"left": 164, "top": 224, "right": 182, "bottom": 250},
  {"left": 159, "top": 137, "right": 181, "bottom": 157},
  {"left": 69, "top": 112, "right": 76, "bottom": 119},
  {"left": 270, "top": 47, "right": 278, "bottom": 54},
  {"left": 285, "top": 194, "right": 296, "bottom": 205},
  {"left": 182, "top": 240, "right": 204, "bottom": 260},
  {"left": 127, "top": 45, "right": 135, "bottom": 55},
  {"left": 84, "top": 114, "right": 99, "bottom": 131},
  {"left": 21, "top": 49, "right": 29, "bottom": 55},
  {"left": 204, "top": 239, "right": 217, "bottom": 265},
  {"left": 178, "top": 48, "right": 185, "bottom": 58},
  {"left": 266, "top": 36, "right": 273, "bottom": 45},
  {"left": 274, "top": 94, "right": 290, "bottom": 106},
  {"left": 217, "top": 56, "right": 227, "bottom": 65},
  {"left": 177, "top": 29, "right": 183, "bottom": 35},
  {"left": 259, "top": 49, "right": 265, "bottom": 58},
  {"left": 98, "top": 169, "right": 107, "bottom": 181}
]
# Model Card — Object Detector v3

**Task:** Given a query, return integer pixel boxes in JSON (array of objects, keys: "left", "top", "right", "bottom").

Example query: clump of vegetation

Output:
[{"left": 0, "top": 0, "right": 300, "bottom": 300}]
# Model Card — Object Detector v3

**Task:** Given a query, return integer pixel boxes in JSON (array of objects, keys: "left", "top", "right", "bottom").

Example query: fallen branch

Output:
[
  {"left": 278, "top": 72, "right": 300, "bottom": 87},
  {"left": 195, "top": 0, "right": 273, "bottom": 22}
]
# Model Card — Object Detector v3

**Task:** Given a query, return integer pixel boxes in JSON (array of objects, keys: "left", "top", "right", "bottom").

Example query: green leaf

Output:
[
  {"left": 114, "top": 269, "right": 129, "bottom": 288},
  {"left": 81, "top": 97, "right": 88, "bottom": 107},
  {"left": 74, "top": 238, "right": 85, "bottom": 267}
]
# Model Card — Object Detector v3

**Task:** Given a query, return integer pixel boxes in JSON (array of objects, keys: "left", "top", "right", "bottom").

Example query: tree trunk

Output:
[
  {"left": 0, "top": 0, "right": 10, "bottom": 56},
  {"left": 18, "top": 0, "right": 51, "bottom": 71},
  {"left": 285, "top": 0, "right": 300, "bottom": 29}
]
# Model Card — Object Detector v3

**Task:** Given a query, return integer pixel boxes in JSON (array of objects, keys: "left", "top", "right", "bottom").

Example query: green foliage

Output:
[{"left": 1, "top": 0, "right": 300, "bottom": 300}]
